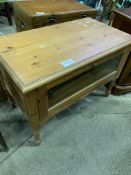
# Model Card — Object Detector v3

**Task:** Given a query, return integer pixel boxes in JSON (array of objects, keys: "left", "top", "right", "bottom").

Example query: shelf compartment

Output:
[{"left": 48, "top": 54, "right": 121, "bottom": 108}]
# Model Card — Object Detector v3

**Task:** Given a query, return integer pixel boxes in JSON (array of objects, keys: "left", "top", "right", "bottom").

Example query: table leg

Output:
[
  {"left": 33, "top": 127, "right": 41, "bottom": 145},
  {"left": 28, "top": 114, "right": 41, "bottom": 145},
  {"left": 24, "top": 91, "right": 41, "bottom": 145},
  {"left": 105, "top": 81, "right": 115, "bottom": 97}
]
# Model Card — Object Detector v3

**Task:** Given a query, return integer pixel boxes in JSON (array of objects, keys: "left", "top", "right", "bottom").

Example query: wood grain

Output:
[
  {"left": 0, "top": 18, "right": 130, "bottom": 93},
  {"left": 0, "top": 18, "right": 131, "bottom": 144},
  {"left": 13, "top": 0, "right": 96, "bottom": 31}
]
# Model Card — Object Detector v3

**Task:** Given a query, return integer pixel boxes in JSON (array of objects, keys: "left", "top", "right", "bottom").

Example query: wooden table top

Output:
[
  {"left": 0, "top": 18, "right": 131, "bottom": 93},
  {"left": 14, "top": 0, "right": 96, "bottom": 17}
]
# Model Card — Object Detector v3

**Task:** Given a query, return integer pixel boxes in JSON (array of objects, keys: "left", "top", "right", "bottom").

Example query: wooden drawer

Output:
[
  {"left": 14, "top": 0, "right": 96, "bottom": 31},
  {"left": 15, "top": 12, "right": 96, "bottom": 31},
  {"left": 48, "top": 54, "right": 121, "bottom": 108},
  {"left": 33, "top": 11, "right": 96, "bottom": 27}
]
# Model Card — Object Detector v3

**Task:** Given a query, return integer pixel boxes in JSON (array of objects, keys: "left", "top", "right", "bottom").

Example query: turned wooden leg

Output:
[
  {"left": 24, "top": 88, "right": 48, "bottom": 145},
  {"left": 24, "top": 91, "right": 42, "bottom": 145},
  {"left": 105, "top": 81, "right": 115, "bottom": 97},
  {"left": 33, "top": 128, "right": 41, "bottom": 145},
  {"left": 0, "top": 131, "right": 9, "bottom": 152},
  {"left": 27, "top": 113, "right": 41, "bottom": 145},
  {"left": 26, "top": 114, "right": 41, "bottom": 145}
]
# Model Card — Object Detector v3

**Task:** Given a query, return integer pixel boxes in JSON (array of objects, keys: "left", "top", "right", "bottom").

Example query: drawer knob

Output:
[
  {"left": 48, "top": 16, "right": 56, "bottom": 24},
  {"left": 82, "top": 14, "right": 88, "bottom": 18}
]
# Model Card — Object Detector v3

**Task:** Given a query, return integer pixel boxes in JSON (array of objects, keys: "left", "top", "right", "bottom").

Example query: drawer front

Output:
[
  {"left": 48, "top": 14, "right": 95, "bottom": 25},
  {"left": 15, "top": 11, "right": 96, "bottom": 30},
  {"left": 48, "top": 53, "right": 122, "bottom": 108},
  {"left": 14, "top": 1, "right": 96, "bottom": 30},
  {"left": 31, "top": 12, "right": 96, "bottom": 29}
]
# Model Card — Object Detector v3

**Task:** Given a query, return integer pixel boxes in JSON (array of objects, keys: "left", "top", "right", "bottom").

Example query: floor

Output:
[
  {"left": 0, "top": 16, "right": 131, "bottom": 175},
  {"left": 0, "top": 16, "right": 16, "bottom": 35}
]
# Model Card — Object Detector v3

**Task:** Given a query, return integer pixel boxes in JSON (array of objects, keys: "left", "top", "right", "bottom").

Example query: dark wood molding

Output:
[{"left": 111, "top": 8, "right": 131, "bottom": 95}]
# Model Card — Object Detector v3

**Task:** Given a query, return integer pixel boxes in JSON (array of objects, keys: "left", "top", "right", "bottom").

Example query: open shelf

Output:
[{"left": 48, "top": 54, "right": 121, "bottom": 108}]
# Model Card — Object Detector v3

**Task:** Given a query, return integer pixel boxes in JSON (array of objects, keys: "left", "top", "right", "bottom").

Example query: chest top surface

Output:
[
  {"left": 0, "top": 18, "right": 131, "bottom": 93},
  {"left": 113, "top": 8, "right": 131, "bottom": 20},
  {"left": 14, "top": 0, "right": 95, "bottom": 17}
]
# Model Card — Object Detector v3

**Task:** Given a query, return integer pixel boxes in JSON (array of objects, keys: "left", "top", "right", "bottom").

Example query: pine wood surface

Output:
[
  {"left": 13, "top": 0, "right": 96, "bottom": 31},
  {"left": 14, "top": 0, "right": 96, "bottom": 17},
  {"left": 0, "top": 18, "right": 131, "bottom": 93},
  {"left": 0, "top": 17, "right": 131, "bottom": 144}
]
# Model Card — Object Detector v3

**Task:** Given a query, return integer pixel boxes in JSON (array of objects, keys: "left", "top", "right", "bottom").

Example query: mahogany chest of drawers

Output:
[
  {"left": 13, "top": 0, "right": 96, "bottom": 31},
  {"left": 110, "top": 8, "right": 131, "bottom": 95}
]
